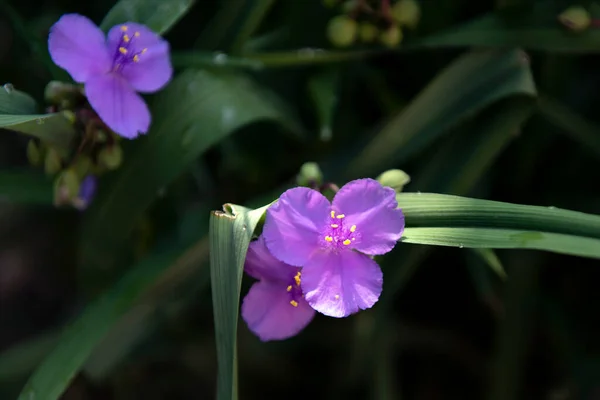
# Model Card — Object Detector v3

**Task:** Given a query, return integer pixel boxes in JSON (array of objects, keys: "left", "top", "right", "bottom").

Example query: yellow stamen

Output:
[
  {"left": 331, "top": 224, "right": 339, "bottom": 228},
  {"left": 325, "top": 236, "right": 333, "bottom": 242},
  {"left": 119, "top": 47, "right": 128, "bottom": 54},
  {"left": 330, "top": 210, "right": 335, "bottom": 218},
  {"left": 123, "top": 34, "right": 130, "bottom": 42},
  {"left": 294, "top": 272, "right": 301, "bottom": 286},
  {"left": 133, "top": 55, "right": 140, "bottom": 62},
  {"left": 141, "top": 48, "right": 148, "bottom": 54},
  {"left": 134, "top": 31, "right": 140, "bottom": 37},
  {"left": 350, "top": 225, "right": 356, "bottom": 232},
  {"left": 287, "top": 285, "right": 292, "bottom": 292},
  {"left": 335, "top": 295, "right": 340, "bottom": 299},
  {"left": 290, "top": 300, "right": 298, "bottom": 307},
  {"left": 343, "top": 239, "right": 351, "bottom": 245},
  {"left": 120, "top": 26, "right": 128, "bottom": 32},
  {"left": 336, "top": 214, "right": 345, "bottom": 219}
]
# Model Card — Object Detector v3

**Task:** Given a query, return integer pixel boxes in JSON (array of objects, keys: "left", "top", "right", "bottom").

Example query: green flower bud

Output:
[
  {"left": 44, "top": 147, "right": 62, "bottom": 176},
  {"left": 297, "top": 162, "right": 323, "bottom": 187},
  {"left": 392, "top": 0, "right": 421, "bottom": 29},
  {"left": 44, "top": 81, "right": 80, "bottom": 106},
  {"left": 53, "top": 168, "right": 80, "bottom": 206},
  {"left": 379, "top": 25, "right": 403, "bottom": 47},
  {"left": 98, "top": 144, "right": 123, "bottom": 170},
  {"left": 359, "top": 22, "right": 379, "bottom": 42},
  {"left": 27, "top": 140, "right": 42, "bottom": 166},
  {"left": 73, "top": 155, "right": 92, "bottom": 178},
  {"left": 558, "top": 6, "right": 591, "bottom": 32},
  {"left": 376, "top": 169, "right": 411, "bottom": 192},
  {"left": 327, "top": 15, "right": 357, "bottom": 48}
]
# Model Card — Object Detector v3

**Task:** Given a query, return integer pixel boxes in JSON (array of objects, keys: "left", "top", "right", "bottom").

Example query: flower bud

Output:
[
  {"left": 44, "top": 81, "right": 80, "bottom": 106},
  {"left": 27, "top": 140, "right": 42, "bottom": 166},
  {"left": 98, "top": 144, "right": 123, "bottom": 170},
  {"left": 558, "top": 6, "right": 591, "bottom": 32},
  {"left": 359, "top": 22, "right": 379, "bottom": 42},
  {"left": 297, "top": 162, "right": 323, "bottom": 187},
  {"left": 44, "top": 147, "right": 62, "bottom": 176},
  {"left": 376, "top": 169, "right": 411, "bottom": 192},
  {"left": 379, "top": 25, "right": 403, "bottom": 47},
  {"left": 62, "top": 110, "right": 76, "bottom": 125},
  {"left": 392, "top": 0, "right": 421, "bottom": 29},
  {"left": 341, "top": 0, "right": 358, "bottom": 13},
  {"left": 327, "top": 15, "right": 357, "bottom": 48},
  {"left": 53, "top": 168, "right": 80, "bottom": 206}
]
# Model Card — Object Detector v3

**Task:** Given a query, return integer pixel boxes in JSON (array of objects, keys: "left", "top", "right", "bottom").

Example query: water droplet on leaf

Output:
[{"left": 3, "top": 83, "right": 14, "bottom": 93}]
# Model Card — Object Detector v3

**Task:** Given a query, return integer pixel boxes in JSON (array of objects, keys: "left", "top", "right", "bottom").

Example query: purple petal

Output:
[
  {"left": 332, "top": 178, "right": 404, "bottom": 255},
  {"left": 244, "top": 236, "right": 299, "bottom": 283},
  {"left": 302, "top": 250, "right": 383, "bottom": 318},
  {"left": 84, "top": 73, "right": 150, "bottom": 138},
  {"left": 48, "top": 14, "right": 111, "bottom": 83},
  {"left": 263, "top": 187, "right": 330, "bottom": 266},
  {"left": 107, "top": 22, "right": 172, "bottom": 93},
  {"left": 241, "top": 281, "right": 315, "bottom": 341}
]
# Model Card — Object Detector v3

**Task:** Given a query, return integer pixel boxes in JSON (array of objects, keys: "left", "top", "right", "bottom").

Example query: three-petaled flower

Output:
[
  {"left": 242, "top": 236, "right": 315, "bottom": 341},
  {"left": 48, "top": 14, "right": 172, "bottom": 138},
  {"left": 263, "top": 178, "right": 405, "bottom": 318}
]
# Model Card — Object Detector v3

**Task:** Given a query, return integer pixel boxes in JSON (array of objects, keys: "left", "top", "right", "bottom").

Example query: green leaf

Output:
[
  {"left": 403, "top": 227, "right": 600, "bottom": 259},
  {"left": 344, "top": 49, "right": 536, "bottom": 178},
  {"left": 0, "top": 332, "right": 61, "bottom": 382},
  {"left": 0, "top": 85, "right": 37, "bottom": 114},
  {"left": 0, "top": 114, "right": 75, "bottom": 151},
  {"left": 0, "top": 170, "right": 53, "bottom": 205},
  {"left": 410, "top": 5, "right": 600, "bottom": 53},
  {"left": 17, "top": 238, "right": 209, "bottom": 400},
  {"left": 100, "top": 0, "right": 195, "bottom": 34},
  {"left": 210, "top": 203, "right": 271, "bottom": 400},
  {"left": 397, "top": 192, "right": 600, "bottom": 239},
  {"left": 308, "top": 69, "right": 339, "bottom": 141},
  {"left": 82, "top": 69, "right": 302, "bottom": 268}
]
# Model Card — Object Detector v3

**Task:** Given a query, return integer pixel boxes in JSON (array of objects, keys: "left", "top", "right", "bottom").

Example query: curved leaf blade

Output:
[
  {"left": 397, "top": 193, "right": 600, "bottom": 239},
  {"left": 210, "top": 203, "right": 270, "bottom": 400},
  {"left": 100, "top": 0, "right": 195, "bottom": 34},
  {"left": 0, "top": 86, "right": 36, "bottom": 114},
  {"left": 402, "top": 227, "right": 600, "bottom": 259},
  {"left": 0, "top": 114, "right": 75, "bottom": 151}
]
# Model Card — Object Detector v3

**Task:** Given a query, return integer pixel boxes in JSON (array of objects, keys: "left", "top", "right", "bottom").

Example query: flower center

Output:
[
  {"left": 112, "top": 25, "right": 148, "bottom": 71},
  {"left": 322, "top": 210, "right": 358, "bottom": 249},
  {"left": 286, "top": 271, "right": 302, "bottom": 307}
]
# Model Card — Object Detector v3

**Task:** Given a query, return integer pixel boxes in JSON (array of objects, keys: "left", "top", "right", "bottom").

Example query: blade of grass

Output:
[
  {"left": 231, "top": 0, "right": 277, "bottom": 55},
  {"left": 210, "top": 203, "right": 271, "bottom": 400},
  {"left": 0, "top": 114, "right": 75, "bottom": 151},
  {"left": 402, "top": 227, "right": 600, "bottom": 259}
]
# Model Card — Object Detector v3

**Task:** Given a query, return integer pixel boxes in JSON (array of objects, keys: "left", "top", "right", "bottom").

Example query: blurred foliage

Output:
[{"left": 1, "top": 0, "right": 600, "bottom": 399}]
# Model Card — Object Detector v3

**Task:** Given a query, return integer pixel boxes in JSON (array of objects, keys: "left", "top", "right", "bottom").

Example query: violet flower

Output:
[
  {"left": 241, "top": 236, "right": 315, "bottom": 341},
  {"left": 48, "top": 14, "right": 172, "bottom": 138},
  {"left": 263, "top": 178, "right": 405, "bottom": 318}
]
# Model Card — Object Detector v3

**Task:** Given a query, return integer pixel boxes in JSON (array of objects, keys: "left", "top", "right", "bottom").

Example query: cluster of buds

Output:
[
  {"left": 324, "top": 0, "right": 421, "bottom": 48},
  {"left": 27, "top": 81, "right": 125, "bottom": 210}
]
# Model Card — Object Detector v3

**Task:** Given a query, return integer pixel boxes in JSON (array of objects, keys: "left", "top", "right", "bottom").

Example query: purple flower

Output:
[
  {"left": 48, "top": 14, "right": 172, "bottom": 138},
  {"left": 241, "top": 236, "right": 315, "bottom": 341},
  {"left": 73, "top": 175, "right": 97, "bottom": 210},
  {"left": 263, "top": 178, "right": 404, "bottom": 318}
]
